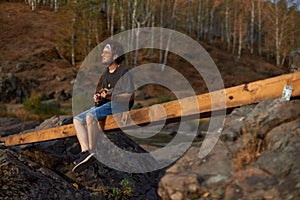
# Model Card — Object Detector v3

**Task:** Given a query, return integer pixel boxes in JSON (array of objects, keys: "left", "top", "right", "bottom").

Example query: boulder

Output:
[
  {"left": 158, "top": 98, "right": 300, "bottom": 199},
  {"left": 158, "top": 141, "right": 232, "bottom": 200},
  {"left": 0, "top": 117, "right": 40, "bottom": 137},
  {"left": 289, "top": 48, "right": 300, "bottom": 72},
  {"left": 0, "top": 73, "right": 30, "bottom": 103},
  {"left": 0, "top": 148, "right": 91, "bottom": 199},
  {"left": 242, "top": 99, "right": 300, "bottom": 139},
  {"left": 1, "top": 115, "right": 162, "bottom": 199}
]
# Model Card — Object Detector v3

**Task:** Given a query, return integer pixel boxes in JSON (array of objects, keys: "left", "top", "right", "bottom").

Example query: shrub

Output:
[
  {"left": 0, "top": 102, "right": 7, "bottom": 117},
  {"left": 23, "top": 92, "right": 64, "bottom": 120}
]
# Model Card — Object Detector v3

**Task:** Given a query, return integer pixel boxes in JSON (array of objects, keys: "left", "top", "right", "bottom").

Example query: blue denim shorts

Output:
[{"left": 74, "top": 101, "right": 127, "bottom": 124}]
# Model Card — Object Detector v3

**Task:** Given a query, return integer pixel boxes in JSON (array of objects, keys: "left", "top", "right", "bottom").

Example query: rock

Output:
[
  {"left": 158, "top": 141, "right": 232, "bottom": 199},
  {"left": 221, "top": 104, "right": 255, "bottom": 142},
  {"left": 0, "top": 117, "right": 40, "bottom": 137},
  {"left": 158, "top": 98, "right": 300, "bottom": 200},
  {"left": 41, "top": 99, "right": 61, "bottom": 110},
  {"left": 135, "top": 90, "right": 152, "bottom": 100},
  {"left": 1, "top": 115, "right": 162, "bottom": 199},
  {"left": 34, "top": 115, "right": 73, "bottom": 131},
  {"left": 225, "top": 167, "right": 277, "bottom": 200},
  {"left": 289, "top": 48, "right": 300, "bottom": 72},
  {"left": 265, "top": 118, "right": 300, "bottom": 151},
  {"left": 56, "top": 89, "right": 71, "bottom": 101},
  {"left": 16, "top": 63, "right": 24, "bottom": 72},
  {"left": 0, "top": 73, "right": 30, "bottom": 103},
  {"left": 242, "top": 99, "right": 300, "bottom": 139},
  {"left": 0, "top": 148, "right": 91, "bottom": 199}
]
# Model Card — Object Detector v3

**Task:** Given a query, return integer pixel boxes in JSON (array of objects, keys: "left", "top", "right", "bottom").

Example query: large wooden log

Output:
[{"left": 1, "top": 72, "right": 300, "bottom": 146}]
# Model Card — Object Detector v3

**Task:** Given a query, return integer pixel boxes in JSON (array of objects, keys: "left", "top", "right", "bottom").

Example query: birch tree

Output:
[
  {"left": 257, "top": 0, "right": 263, "bottom": 56},
  {"left": 250, "top": 0, "right": 255, "bottom": 54},
  {"left": 162, "top": 0, "right": 178, "bottom": 71}
]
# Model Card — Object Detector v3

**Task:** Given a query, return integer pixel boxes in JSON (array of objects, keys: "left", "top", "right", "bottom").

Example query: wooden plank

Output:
[
  {"left": 1, "top": 71, "right": 300, "bottom": 146},
  {"left": 0, "top": 124, "right": 76, "bottom": 146},
  {"left": 103, "top": 71, "right": 300, "bottom": 130}
]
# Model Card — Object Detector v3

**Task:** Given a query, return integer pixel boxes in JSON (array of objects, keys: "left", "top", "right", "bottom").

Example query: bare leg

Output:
[
  {"left": 86, "top": 115, "right": 100, "bottom": 152},
  {"left": 74, "top": 118, "right": 89, "bottom": 152}
]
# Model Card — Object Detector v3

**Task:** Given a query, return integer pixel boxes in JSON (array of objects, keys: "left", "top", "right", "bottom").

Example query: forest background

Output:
[
  {"left": 1, "top": 0, "right": 300, "bottom": 121},
  {"left": 21, "top": 0, "right": 300, "bottom": 68}
]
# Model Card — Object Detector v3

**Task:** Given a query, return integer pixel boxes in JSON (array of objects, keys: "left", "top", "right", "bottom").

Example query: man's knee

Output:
[
  {"left": 86, "top": 114, "right": 97, "bottom": 124},
  {"left": 74, "top": 118, "right": 83, "bottom": 125}
]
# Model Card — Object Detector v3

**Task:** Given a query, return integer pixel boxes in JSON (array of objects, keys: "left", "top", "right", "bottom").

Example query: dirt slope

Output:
[
  {"left": 0, "top": 2, "right": 288, "bottom": 105},
  {"left": 0, "top": 2, "right": 74, "bottom": 99}
]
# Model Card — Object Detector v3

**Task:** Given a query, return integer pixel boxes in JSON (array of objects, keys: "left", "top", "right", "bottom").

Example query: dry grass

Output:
[
  {"left": 233, "top": 134, "right": 265, "bottom": 170},
  {"left": 6, "top": 104, "right": 43, "bottom": 121}
]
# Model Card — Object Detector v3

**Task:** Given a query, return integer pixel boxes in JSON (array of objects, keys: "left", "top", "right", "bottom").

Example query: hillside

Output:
[{"left": 0, "top": 2, "right": 287, "bottom": 113}]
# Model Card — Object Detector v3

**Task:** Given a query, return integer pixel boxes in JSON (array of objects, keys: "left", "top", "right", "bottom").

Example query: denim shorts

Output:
[{"left": 74, "top": 101, "right": 127, "bottom": 124}]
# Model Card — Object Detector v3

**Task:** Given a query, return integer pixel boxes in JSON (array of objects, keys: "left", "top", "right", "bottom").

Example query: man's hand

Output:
[
  {"left": 94, "top": 88, "right": 112, "bottom": 102},
  {"left": 94, "top": 92, "right": 101, "bottom": 103}
]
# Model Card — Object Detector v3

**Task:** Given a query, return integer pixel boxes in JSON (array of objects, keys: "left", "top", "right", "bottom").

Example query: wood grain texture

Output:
[{"left": 1, "top": 72, "right": 300, "bottom": 146}]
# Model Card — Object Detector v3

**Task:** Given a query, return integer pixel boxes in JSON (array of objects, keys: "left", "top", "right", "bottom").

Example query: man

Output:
[{"left": 72, "top": 41, "right": 134, "bottom": 173}]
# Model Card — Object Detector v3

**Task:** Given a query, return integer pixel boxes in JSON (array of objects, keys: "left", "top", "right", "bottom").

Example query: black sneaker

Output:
[
  {"left": 72, "top": 151, "right": 96, "bottom": 173},
  {"left": 73, "top": 151, "right": 90, "bottom": 165}
]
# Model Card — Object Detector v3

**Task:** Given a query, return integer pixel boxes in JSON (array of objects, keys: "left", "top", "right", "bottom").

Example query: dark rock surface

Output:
[
  {"left": 0, "top": 73, "right": 30, "bottom": 103},
  {"left": 2, "top": 98, "right": 300, "bottom": 199},
  {"left": 158, "top": 99, "right": 300, "bottom": 200},
  {"left": 289, "top": 48, "right": 300, "bottom": 72},
  {"left": 0, "top": 115, "right": 162, "bottom": 199},
  {"left": 0, "top": 117, "right": 40, "bottom": 137}
]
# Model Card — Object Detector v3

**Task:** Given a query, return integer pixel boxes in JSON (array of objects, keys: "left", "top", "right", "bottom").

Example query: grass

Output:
[
  {"left": 0, "top": 92, "right": 72, "bottom": 122},
  {"left": 151, "top": 96, "right": 173, "bottom": 105},
  {"left": 232, "top": 134, "right": 265, "bottom": 170}
]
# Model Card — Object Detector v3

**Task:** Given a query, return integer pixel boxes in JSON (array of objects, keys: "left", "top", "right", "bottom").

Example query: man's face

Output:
[{"left": 101, "top": 44, "right": 113, "bottom": 65}]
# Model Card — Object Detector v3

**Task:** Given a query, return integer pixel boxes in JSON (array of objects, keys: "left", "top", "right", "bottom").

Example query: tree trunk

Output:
[
  {"left": 257, "top": 0, "right": 262, "bottom": 56},
  {"left": 187, "top": 0, "right": 193, "bottom": 35},
  {"left": 162, "top": 0, "right": 177, "bottom": 71},
  {"left": 208, "top": 7, "right": 215, "bottom": 44},
  {"left": 250, "top": 0, "right": 255, "bottom": 54},
  {"left": 159, "top": 0, "right": 165, "bottom": 64},
  {"left": 119, "top": 0, "right": 125, "bottom": 32},
  {"left": 225, "top": 0, "right": 231, "bottom": 52},
  {"left": 71, "top": 14, "right": 76, "bottom": 66},
  {"left": 132, "top": 0, "right": 138, "bottom": 66},
  {"left": 106, "top": 2, "right": 111, "bottom": 33},
  {"left": 197, "top": 0, "right": 202, "bottom": 41},
  {"left": 232, "top": 2, "right": 238, "bottom": 55},
  {"left": 238, "top": 18, "right": 242, "bottom": 59},
  {"left": 275, "top": 0, "right": 281, "bottom": 67},
  {"left": 110, "top": 2, "right": 116, "bottom": 36}
]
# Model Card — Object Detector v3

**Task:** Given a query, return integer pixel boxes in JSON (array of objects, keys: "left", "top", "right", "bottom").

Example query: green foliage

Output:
[
  {"left": 107, "top": 178, "right": 134, "bottom": 200},
  {"left": 0, "top": 102, "right": 7, "bottom": 117},
  {"left": 153, "top": 96, "right": 173, "bottom": 105},
  {"left": 23, "top": 92, "right": 42, "bottom": 111},
  {"left": 23, "top": 92, "right": 64, "bottom": 119}
]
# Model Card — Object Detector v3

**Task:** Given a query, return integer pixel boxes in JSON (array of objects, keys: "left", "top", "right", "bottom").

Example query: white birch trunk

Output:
[
  {"left": 71, "top": 14, "right": 76, "bottom": 66},
  {"left": 197, "top": 0, "right": 202, "bottom": 41},
  {"left": 250, "top": 0, "right": 255, "bottom": 54},
  {"left": 54, "top": 0, "right": 59, "bottom": 12},
  {"left": 232, "top": 3, "right": 237, "bottom": 55},
  {"left": 275, "top": 0, "right": 281, "bottom": 67},
  {"left": 257, "top": 0, "right": 262, "bottom": 56},
  {"left": 110, "top": 2, "right": 116, "bottom": 36},
  {"left": 225, "top": 0, "right": 230, "bottom": 52},
  {"left": 238, "top": 19, "right": 242, "bottom": 59},
  {"left": 159, "top": 0, "right": 165, "bottom": 64},
  {"left": 162, "top": 0, "right": 177, "bottom": 71}
]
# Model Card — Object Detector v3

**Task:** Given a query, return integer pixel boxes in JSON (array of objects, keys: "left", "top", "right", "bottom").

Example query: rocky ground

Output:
[
  {"left": 158, "top": 98, "right": 300, "bottom": 200},
  {"left": 1, "top": 98, "right": 300, "bottom": 199}
]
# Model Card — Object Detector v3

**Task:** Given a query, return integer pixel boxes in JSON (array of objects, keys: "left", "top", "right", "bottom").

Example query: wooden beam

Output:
[{"left": 1, "top": 71, "right": 300, "bottom": 146}]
